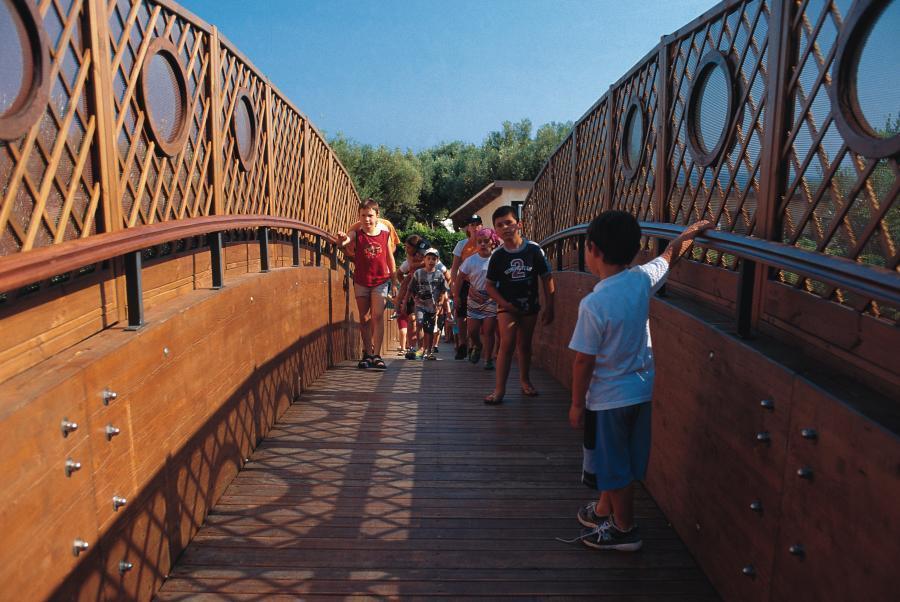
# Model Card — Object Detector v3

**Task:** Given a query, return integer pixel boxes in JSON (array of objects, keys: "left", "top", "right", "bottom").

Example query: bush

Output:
[{"left": 398, "top": 224, "right": 465, "bottom": 266}]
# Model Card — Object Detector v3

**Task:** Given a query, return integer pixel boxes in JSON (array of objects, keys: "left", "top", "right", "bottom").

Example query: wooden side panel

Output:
[
  {"left": 0, "top": 262, "right": 357, "bottom": 602},
  {"left": 771, "top": 378, "right": 900, "bottom": 602}
]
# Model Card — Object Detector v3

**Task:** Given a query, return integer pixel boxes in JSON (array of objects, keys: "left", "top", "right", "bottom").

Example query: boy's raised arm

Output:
[{"left": 659, "top": 220, "right": 714, "bottom": 265}]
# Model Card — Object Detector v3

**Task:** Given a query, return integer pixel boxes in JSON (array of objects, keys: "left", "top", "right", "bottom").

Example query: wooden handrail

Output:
[
  {"left": 0, "top": 215, "right": 339, "bottom": 294},
  {"left": 539, "top": 221, "right": 900, "bottom": 308}
]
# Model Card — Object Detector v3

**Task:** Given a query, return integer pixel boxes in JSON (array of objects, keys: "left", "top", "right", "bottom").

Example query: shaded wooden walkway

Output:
[{"left": 158, "top": 346, "right": 717, "bottom": 600}]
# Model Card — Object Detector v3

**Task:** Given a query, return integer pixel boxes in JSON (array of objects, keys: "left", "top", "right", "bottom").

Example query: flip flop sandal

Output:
[
  {"left": 370, "top": 355, "right": 387, "bottom": 370},
  {"left": 483, "top": 393, "right": 504, "bottom": 405},
  {"left": 357, "top": 355, "right": 372, "bottom": 369},
  {"left": 521, "top": 384, "right": 539, "bottom": 397}
]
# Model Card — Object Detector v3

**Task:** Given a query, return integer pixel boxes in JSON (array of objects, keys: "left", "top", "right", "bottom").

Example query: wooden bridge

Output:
[{"left": 0, "top": 0, "right": 897, "bottom": 600}]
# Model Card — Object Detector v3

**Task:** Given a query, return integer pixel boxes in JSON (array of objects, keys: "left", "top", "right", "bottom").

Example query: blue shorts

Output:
[{"left": 582, "top": 401, "right": 651, "bottom": 491}]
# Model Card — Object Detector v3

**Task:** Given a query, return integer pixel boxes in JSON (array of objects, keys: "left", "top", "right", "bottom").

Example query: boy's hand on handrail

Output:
[{"left": 661, "top": 220, "right": 715, "bottom": 265}]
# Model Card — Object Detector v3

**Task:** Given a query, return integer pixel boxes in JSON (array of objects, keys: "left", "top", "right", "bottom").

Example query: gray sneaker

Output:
[
  {"left": 576, "top": 502, "right": 610, "bottom": 529},
  {"left": 581, "top": 522, "right": 642, "bottom": 552}
]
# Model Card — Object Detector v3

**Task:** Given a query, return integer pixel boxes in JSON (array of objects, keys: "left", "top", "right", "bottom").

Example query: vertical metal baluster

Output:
[
  {"left": 258, "top": 227, "right": 270, "bottom": 272},
  {"left": 737, "top": 259, "right": 756, "bottom": 338},
  {"left": 208, "top": 232, "right": 224, "bottom": 289},
  {"left": 124, "top": 251, "right": 144, "bottom": 329},
  {"left": 291, "top": 230, "right": 300, "bottom": 267}
]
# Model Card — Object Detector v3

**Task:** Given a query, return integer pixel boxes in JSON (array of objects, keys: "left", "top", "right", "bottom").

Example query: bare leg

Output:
[
  {"left": 607, "top": 483, "right": 635, "bottom": 530},
  {"left": 355, "top": 295, "right": 373, "bottom": 355},
  {"left": 516, "top": 314, "right": 539, "bottom": 394},
  {"left": 595, "top": 491, "right": 612, "bottom": 516},
  {"left": 489, "top": 312, "right": 519, "bottom": 400},
  {"left": 467, "top": 317, "right": 483, "bottom": 351},
  {"left": 483, "top": 316, "right": 497, "bottom": 359},
  {"left": 398, "top": 322, "right": 407, "bottom": 350},
  {"left": 370, "top": 291, "right": 386, "bottom": 355}
]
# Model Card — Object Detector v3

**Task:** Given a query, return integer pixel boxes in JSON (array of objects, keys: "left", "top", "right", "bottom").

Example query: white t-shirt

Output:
[
  {"left": 399, "top": 258, "right": 447, "bottom": 275},
  {"left": 452, "top": 239, "right": 467, "bottom": 257},
  {"left": 568, "top": 257, "right": 669, "bottom": 411},
  {"left": 459, "top": 253, "right": 497, "bottom": 315}
]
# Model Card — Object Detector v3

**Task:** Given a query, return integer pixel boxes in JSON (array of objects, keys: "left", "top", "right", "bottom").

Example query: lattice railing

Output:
[
  {"left": 524, "top": 0, "right": 898, "bottom": 388},
  {"left": 0, "top": 0, "right": 358, "bottom": 260}
]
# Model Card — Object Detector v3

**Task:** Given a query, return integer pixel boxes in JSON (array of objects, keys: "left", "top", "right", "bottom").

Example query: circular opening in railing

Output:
[
  {"left": 231, "top": 89, "right": 258, "bottom": 171},
  {"left": 686, "top": 51, "right": 737, "bottom": 167},
  {"left": 138, "top": 38, "right": 189, "bottom": 157},
  {"left": 620, "top": 96, "right": 646, "bottom": 180},
  {"left": 830, "top": 0, "right": 900, "bottom": 158},
  {"left": 0, "top": 0, "right": 50, "bottom": 141}
]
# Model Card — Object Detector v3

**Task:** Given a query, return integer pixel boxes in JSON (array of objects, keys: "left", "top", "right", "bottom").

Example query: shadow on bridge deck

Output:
[{"left": 158, "top": 345, "right": 718, "bottom": 600}]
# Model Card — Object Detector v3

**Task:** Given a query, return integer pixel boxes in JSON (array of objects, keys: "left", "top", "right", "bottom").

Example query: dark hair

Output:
[
  {"left": 405, "top": 234, "right": 423, "bottom": 247},
  {"left": 359, "top": 198, "right": 380, "bottom": 214},
  {"left": 586, "top": 210, "right": 642, "bottom": 266},
  {"left": 491, "top": 205, "right": 518, "bottom": 225}
]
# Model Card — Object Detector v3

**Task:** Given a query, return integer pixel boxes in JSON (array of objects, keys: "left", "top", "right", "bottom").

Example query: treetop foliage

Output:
[{"left": 330, "top": 118, "right": 572, "bottom": 230}]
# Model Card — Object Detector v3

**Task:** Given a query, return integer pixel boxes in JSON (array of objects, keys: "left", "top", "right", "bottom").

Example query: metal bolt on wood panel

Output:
[
  {"left": 759, "top": 399, "right": 774, "bottom": 410},
  {"left": 105, "top": 424, "right": 121, "bottom": 440},
  {"left": 60, "top": 419, "right": 78, "bottom": 437},
  {"left": 64, "top": 459, "right": 82, "bottom": 477},
  {"left": 163, "top": 347, "right": 170, "bottom": 356},
  {"left": 800, "top": 428, "right": 818, "bottom": 440},
  {"left": 72, "top": 539, "right": 89, "bottom": 556},
  {"left": 742, "top": 565, "right": 755, "bottom": 577},
  {"left": 789, "top": 544, "right": 805, "bottom": 557},
  {"left": 756, "top": 431, "right": 771, "bottom": 443},
  {"left": 750, "top": 500, "right": 762, "bottom": 512},
  {"left": 708, "top": 351, "right": 715, "bottom": 359},
  {"left": 118, "top": 561, "right": 133, "bottom": 574},
  {"left": 102, "top": 389, "right": 118, "bottom": 405},
  {"left": 112, "top": 496, "right": 127, "bottom": 511},
  {"left": 797, "top": 466, "right": 814, "bottom": 479}
]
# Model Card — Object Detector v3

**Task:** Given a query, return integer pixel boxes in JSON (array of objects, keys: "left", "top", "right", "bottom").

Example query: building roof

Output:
[{"left": 448, "top": 180, "right": 533, "bottom": 227}]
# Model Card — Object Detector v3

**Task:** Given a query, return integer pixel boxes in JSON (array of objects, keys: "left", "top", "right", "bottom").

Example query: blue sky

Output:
[{"left": 178, "top": 0, "right": 721, "bottom": 149}]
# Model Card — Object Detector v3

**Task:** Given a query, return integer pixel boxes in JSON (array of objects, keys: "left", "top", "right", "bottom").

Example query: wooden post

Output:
[
  {"left": 301, "top": 120, "right": 309, "bottom": 223},
  {"left": 570, "top": 128, "right": 579, "bottom": 229},
  {"left": 208, "top": 27, "right": 225, "bottom": 216},
  {"left": 264, "top": 84, "right": 276, "bottom": 217},
  {"left": 753, "top": 0, "right": 796, "bottom": 331},
  {"left": 86, "top": 0, "right": 126, "bottom": 324},
  {"left": 654, "top": 37, "right": 672, "bottom": 232},
  {"left": 603, "top": 86, "right": 616, "bottom": 212}
]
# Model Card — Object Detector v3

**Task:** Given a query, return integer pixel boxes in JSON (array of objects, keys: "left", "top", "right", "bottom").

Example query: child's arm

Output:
[
  {"left": 569, "top": 352, "right": 595, "bottom": 428},
  {"left": 387, "top": 240, "right": 398, "bottom": 287},
  {"left": 540, "top": 273, "right": 556, "bottom": 325},
  {"left": 659, "top": 220, "right": 714, "bottom": 266},
  {"left": 485, "top": 280, "right": 517, "bottom": 314},
  {"left": 452, "top": 269, "right": 468, "bottom": 303}
]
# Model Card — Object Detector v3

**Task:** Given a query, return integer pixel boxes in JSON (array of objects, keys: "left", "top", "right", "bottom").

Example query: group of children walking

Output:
[{"left": 336, "top": 197, "right": 712, "bottom": 553}]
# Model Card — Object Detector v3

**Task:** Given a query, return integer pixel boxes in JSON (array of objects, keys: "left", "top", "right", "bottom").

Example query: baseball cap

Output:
[
  {"left": 465, "top": 214, "right": 483, "bottom": 225},
  {"left": 415, "top": 240, "right": 431, "bottom": 253},
  {"left": 424, "top": 247, "right": 440, "bottom": 257}
]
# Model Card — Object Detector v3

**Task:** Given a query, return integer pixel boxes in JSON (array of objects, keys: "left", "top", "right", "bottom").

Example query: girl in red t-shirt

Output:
[{"left": 337, "top": 199, "right": 396, "bottom": 370}]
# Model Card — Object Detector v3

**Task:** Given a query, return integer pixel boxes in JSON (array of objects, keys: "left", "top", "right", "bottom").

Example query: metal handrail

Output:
[{"left": 539, "top": 221, "right": 900, "bottom": 308}]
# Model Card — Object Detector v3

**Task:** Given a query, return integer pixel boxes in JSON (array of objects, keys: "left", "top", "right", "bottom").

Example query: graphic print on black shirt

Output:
[{"left": 486, "top": 240, "right": 551, "bottom": 314}]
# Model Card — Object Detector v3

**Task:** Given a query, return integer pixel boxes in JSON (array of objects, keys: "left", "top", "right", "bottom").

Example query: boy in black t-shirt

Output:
[{"left": 484, "top": 206, "right": 555, "bottom": 404}]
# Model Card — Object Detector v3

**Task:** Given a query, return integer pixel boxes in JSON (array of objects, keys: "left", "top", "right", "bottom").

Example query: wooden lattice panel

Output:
[
  {"left": 269, "top": 93, "right": 305, "bottom": 221},
  {"left": 524, "top": 152, "right": 557, "bottom": 243},
  {"left": 777, "top": 0, "right": 898, "bottom": 323},
  {"left": 548, "top": 134, "right": 575, "bottom": 236},
  {"left": 667, "top": 0, "right": 770, "bottom": 239},
  {"left": 610, "top": 57, "right": 659, "bottom": 221},
  {"left": 108, "top": 0, "right": 213, "bottom": 227},
  {"left": 1, "top": 0, "right": 100, "bottom": 256},
  {"left": 219, "top": 42, "right": 267, "bottom": 216},
  {"left": 331, "top": 162, "right": 357, "bottom": 231},
  {"left": 574, "top": 97, "right": 610, "bottom": 225},
  {"left": 304, "top": 129, "right": 330, "bottom": 230}
]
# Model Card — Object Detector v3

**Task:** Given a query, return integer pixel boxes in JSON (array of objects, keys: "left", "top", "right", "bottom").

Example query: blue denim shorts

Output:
[{"left": 582, "top": 401, "right": 652, "bottom": 491}]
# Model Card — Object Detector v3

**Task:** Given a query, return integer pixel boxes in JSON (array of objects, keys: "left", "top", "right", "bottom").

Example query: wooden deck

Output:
[{"left": 158, "top": 346, "right": 718, "bottom": 600}]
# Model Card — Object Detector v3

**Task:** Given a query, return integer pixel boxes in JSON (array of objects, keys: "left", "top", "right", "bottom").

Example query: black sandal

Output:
[
  {"left": 370, "top": 355, "right": 386, "bottom": 370},
  {"left": 357, "top": 354, "right": 372, "bottom": 369}
]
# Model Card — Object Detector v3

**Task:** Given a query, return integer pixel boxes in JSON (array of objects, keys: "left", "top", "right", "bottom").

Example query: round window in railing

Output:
[
  {"left": 686, "top": 51, "right": 737, "bottom": 167},
  {"left": 0, "top": 0, "right": 50, "bottom": 141},
  {"left": 620, "top": 96, "right": 646, "bottom": 180},
  {"left": 231, "top": 89, "right": 258, "bottom": 171},
  {"left": 138, "top": 39, "right": 189, "bottom": 156},
  {"left": 831, "top": 0, "right": 900, "bottom": 158}
]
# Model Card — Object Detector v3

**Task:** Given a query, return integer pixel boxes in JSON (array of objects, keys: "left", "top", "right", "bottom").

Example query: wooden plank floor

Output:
[{"left": 158, "top": 344, "right": 718, "bottom": 600}]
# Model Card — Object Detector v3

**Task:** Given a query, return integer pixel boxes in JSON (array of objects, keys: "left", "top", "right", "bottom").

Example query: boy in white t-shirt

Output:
[{"left": 569, "top": 211, "right": 711, "bottom": 552}]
